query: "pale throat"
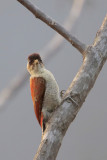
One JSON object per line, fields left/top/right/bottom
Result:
{"left": 30, "top": 64, "right": 45, "bottom": 76}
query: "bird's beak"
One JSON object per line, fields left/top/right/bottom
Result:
{"left": 34, "top": 59, "right": 39, "bottom": 65}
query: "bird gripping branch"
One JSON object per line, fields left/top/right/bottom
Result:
{"left": 27, "top": 53, "right": 61, "bottom": 132}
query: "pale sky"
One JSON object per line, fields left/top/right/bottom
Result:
{"left": 0, "top": 0, "right": 107, "bottom": 160}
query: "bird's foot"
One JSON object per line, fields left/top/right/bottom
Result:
{"left": 60, "top": 90, "right": 66, "bottom": 98}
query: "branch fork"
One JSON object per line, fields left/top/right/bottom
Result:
{"left": 16, "top": 1, "right": 107, "bottom": 159}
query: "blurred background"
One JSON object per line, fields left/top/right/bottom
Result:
{"left": 0, "top": 0, "right": 107, "bottom": 159}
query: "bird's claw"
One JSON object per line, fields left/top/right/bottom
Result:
{"left": 65, "top": 96, "right": 79, "bottom": 106}
{"left": 60, "top": 90, "right": 66, "bottom": 98}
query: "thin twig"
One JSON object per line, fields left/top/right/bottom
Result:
{"left": 41, "top": 0, "right": 86, "bottom": 59}
{"left": 17, "top": 0, "right": 87, "bottom": 54}
{"left": 0, "top": 71, "right": 29, "bottom": 109}
{"left": 0, "top": 0, "right": 85, "bottom": 109}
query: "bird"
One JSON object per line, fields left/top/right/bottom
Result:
{"left": 27, "top": 53, "right": 61, "bottom": 132}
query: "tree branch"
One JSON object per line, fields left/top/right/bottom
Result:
{"left": 33, "top": 15, "right": 107, "bottom": 160}
{"left": 0, "top": 71, "right": 28, "bottom": 108}
{"left": 17, "top": 0, "right": 87, "bottom": 55}
{"left": 41, "top": 0, "right": 85, "bottom": 59}
{"left": 0, "top": 0, "right": 85, "bottom": 109}
{"left": 2, "top": 1, "right": 107, "bottom": 160}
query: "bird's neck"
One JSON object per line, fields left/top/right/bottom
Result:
{"left": 30, "top": 66, "right": 45, "bottom": 77}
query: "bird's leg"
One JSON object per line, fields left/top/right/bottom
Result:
{"left": 60, "top": 90, "right": 79, "bottom": 106}
{"left": 60, "top": 90, "right": 66, "bottom": 98}
{"left": 65, "top": 92, "right": 79, "bottom": 106}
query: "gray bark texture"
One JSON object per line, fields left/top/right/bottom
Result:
{"left": 33, "top": 15, "right": 107, "bottom": 160}
{"left": 17, "top": 0, "right": 107, "bottom": 160}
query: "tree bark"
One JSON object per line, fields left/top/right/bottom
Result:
{"left": 17, "top": 0, "right": 87, "bottom": 55}
{"left": 33, "top": 15, "right": 107, "bottom": 160}
{"left": 0, "top": 0, "right": 85, "bottom": 109}
{"left": 17, "top": 0, "right": 107, "bottom": 159}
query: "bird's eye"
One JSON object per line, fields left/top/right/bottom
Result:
{"left": 29, "top": 60, "right": 34, "bottom": 65}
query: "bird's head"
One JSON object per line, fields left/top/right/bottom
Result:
{"left": 27, "top": 53, "right": 44, "bottom": 75}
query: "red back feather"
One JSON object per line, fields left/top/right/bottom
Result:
{"left": 30, "top": 77, "right": 46, "bottom": 128}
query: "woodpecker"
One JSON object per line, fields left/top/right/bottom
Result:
{"left": 27, "top": 53, "right": 61, "bottom": 132}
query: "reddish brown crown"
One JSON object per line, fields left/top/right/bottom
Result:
{"left": 28, "top": 53, "right": 42, "bottom": 65}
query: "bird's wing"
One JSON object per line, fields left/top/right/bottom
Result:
{"left": 30, "top": 77, "right": 46, "bottom": 127}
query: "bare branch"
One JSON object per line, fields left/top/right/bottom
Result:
{"left": 41, "top": 0, "right": 85, "bottom": 59}
{"left": 0, "top": 71, "right": 28, "bottom": 109}
{"left": 33, "top": 15, "right": 107, "bottom": 160}
{"left": 0, "top": 0, "right": 85, "bottom": 109}
{"left": 17, "top": 0, "right": 87, "bottom": 54}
